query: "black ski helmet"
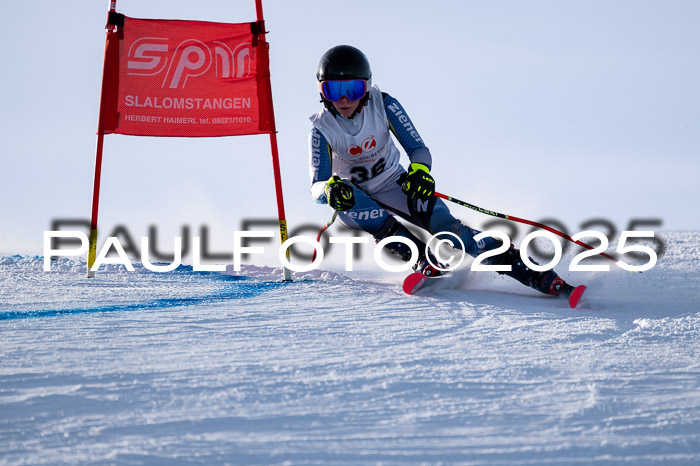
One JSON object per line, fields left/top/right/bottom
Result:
{"left": 317, "top": 45, "right": 372, "bottom": 82}
{"left": 317, "top": 45, "right": 372, "bottom": 116}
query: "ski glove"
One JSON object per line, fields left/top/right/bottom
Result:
{"left": 326, "top": 176, "right": 355, "bottom": 211}
{"left": 401, "top": 163, "right": 435, "bottom": 200}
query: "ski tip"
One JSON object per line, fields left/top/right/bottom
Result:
{"left": 403, "top": 272, "right": 428, "bottom": 295}
{"left": 569, "top": 285, "right": 587, "bottom": 308}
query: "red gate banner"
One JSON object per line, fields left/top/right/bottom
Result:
{"left": 99, "top": 15, "right": 274, "bottom": 137}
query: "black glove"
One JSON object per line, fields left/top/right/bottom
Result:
{"left": 401, "top": 163, "right": 435, "bottom": 200}
{"left": 326, "top": 176, "right": 355, "bottom": 211}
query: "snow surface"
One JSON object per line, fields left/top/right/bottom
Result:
{"left": 1, "top": 232, "right": 699, "bottom": 464}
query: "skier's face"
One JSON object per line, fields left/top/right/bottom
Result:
{"left": 332, "top": 96, "right": 361, "bottom": 118}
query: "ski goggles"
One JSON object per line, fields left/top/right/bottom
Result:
{"left": 319, "top": 79, "right": 368, "bottom": 102}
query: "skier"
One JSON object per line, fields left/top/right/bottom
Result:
{"left": 308, "top": 44, "right": 577, "bottom": 297}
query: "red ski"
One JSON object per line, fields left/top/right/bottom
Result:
{"left": 402, "top": 271, "right": 450, "bottom": 295}
{"left": 567, "top": 285, "right": 587, "bottom": 309}
{"left": 402, "top": 272, "right": 430, "bottom": 295}
{"left": 404, "top": 271, "right": 588, "bottom": 309}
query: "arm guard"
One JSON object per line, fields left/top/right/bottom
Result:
{"left": 308, "top": 127, "right": 333, "bottom": 204}
{"left": 383, "top": 92, "right": 433, "bottom": 169}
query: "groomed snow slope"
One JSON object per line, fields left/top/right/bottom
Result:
{"left": 1, "top": 232, "right": 699, "bottom": 464}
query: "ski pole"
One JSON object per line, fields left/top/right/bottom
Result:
{"left": 434, "top": 192, "right": 620, "bottom": 263}
{"left": 312, "top": 211, "right": 338, "bottom": 262}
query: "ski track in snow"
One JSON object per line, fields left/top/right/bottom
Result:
{"left": 0, "top": 232, "right": 699, "bottom": 464}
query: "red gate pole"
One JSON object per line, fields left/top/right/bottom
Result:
{"left": 254, "top": 0, "right": 292, "bottom": 281}
{"left": 87, "top": 0, "right": 118, "bottom": 278}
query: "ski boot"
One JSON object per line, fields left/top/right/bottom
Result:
{"left": 549, "top": 276, "right": 574, "bottom": 296}
{"left": 413, "top": 250, "right": 447, "bottom": 277}
{"left": 491, "top": 245, "right": 587, "bottom": 307}
{"left": 402, "top": 250, "right": 448, "bottom": 295}
{"left": 493, "top": 245, "right": 575, "bottom": 295}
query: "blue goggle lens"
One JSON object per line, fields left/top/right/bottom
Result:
{"left": 321, "top": 80, "right": 367, "bottom": 102}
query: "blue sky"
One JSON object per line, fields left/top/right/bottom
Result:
{"left": 1, "top": 0, "right": 698, "bottom": 260}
